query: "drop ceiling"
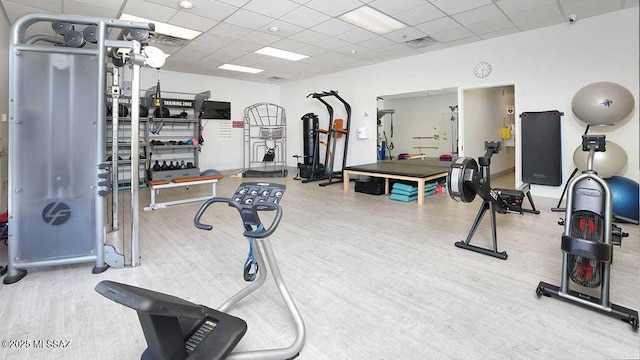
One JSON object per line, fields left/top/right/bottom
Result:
{"left": 1, "top": 0, "right": 637, "bottom": 83}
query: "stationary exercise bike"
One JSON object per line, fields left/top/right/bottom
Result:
{"left": 96, "top": 182, "right": 306, "bottom": 359}
{"left": 448, "top": 141, "right": 539, "bottom": 259}
{"left": 536, "top": 135, "right": 638, "bottom": 330}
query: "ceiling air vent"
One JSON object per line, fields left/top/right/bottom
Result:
{"left": 403, "top": 35, "right": 438, "bottom": 49}
{"left": 267, "top": 76, "right": 286, "bottom": 81}
{"left": 148, "top": 34, "right": 190, "bottom": 48}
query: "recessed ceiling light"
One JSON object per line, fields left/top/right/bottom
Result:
{"left": 119, "top": 14, "right": 201, "bottom": 40}
{"left": 178, "top": 0, "right": 194, "bottom": 9}
{"left": 268, "top": 26, "right": 280, "bottom": 32}
{"left": 254, "top": 47, "right": 308, "bottom": 61}
{"left": 339, "top": 6, "right": 406, "bottom": 35}
{"left": 349, "top": 50, "right": 358, "bottom": 54}
{"left": 218, "top": 64, "right": 264, "bottom": 74}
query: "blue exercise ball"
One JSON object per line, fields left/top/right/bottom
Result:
{"left": 605, "top": 176, "right": 639, "bottom": 221}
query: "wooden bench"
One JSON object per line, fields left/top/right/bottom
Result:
{"left": 144, "top": 174, "right": 223, "bottom": 211}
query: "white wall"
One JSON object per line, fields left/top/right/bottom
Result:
{"left": 0, "top": 14, "right": 9, "bottom": 210}
{"left": 463, "top": 86, "right": 515, "bottom": 176}
{"left": 382, "top": 93, "right": 457, "bottom": 158}
{"left": 139, "top": 68, "right": 280, "bottom": 171}
{"left": 280, "top": 8, "right": 639, "bottom": 200}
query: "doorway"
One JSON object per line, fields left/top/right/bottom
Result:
{"left": 461, "top": 84, "right": 516, "bottom": 188}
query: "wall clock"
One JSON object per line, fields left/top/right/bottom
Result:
{"left": 474, "top": 62, "right": 492, "bottom": 78}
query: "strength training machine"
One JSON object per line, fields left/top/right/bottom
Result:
{"left": 5, "top": 13, "right": 165, "bottom": 283}
{"left": 536, "top": 135, "right": 637, "bottom": 330}
{"left": 96, "top": 181, "right": 306, "bottom": 359}
{"left": 448, "top": 141, "right": 539, "bottom": 260}
{"left": 298, "top": 90, "right": 351, "bottom": 186}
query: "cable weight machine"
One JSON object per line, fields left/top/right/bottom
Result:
{"left": 448, "top": 141, "right": 539, "bottom": 260}
{"left": 298, "top": 91, "right": 351, "bottom": 187}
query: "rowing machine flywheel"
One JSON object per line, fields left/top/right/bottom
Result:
{"left": 448, "top": 157, "right": 478, "bottom": 203}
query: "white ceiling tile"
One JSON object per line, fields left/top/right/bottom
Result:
{"left": 169, "top": 11, "right": 219, "bottom": 32}
{"left": 224, "top": 39, "right": 263, "bottom": 51}
{"left": 395, "top": 4, "right": 446, "bottom": 26}
{"left": 258, "top": 20, "right": 303, "bottom": 37}
{"left": 559, "top": 0, "right": 624, "bottom": 19}
{"left": 296, "top": 44, "right": 329, "bottom": 56}
{"left": 444, "top": 35, "right": 480, "bottom": 46}
{"left": 311, "top": 18, "right": 357, "bottom": 36}
{"left": 351, "top": 49, "right": 388, "bottom": 61}
{"left": 182, "top": 1, "right": 239, "bottom": 21}
{"left": 242, "top": 31, "right": 281, "bottom": 45}
{"left": 431, "top": 26, "right": 473, "bottom": 42}
{"left": 306, "top": 0, "right": 363, "bottom": 16}
{"left": 508, "top": 4, "right": 564, "bottom": 30}
{"left": 63, "top": 0, "right": 118, "bottom": 18}
{"left": 270, "top": 38, "right": 307, "bottom": 51}
{"left": 122, "top": 0, "right": 177, "bottom": 22}
{"left": 453, "top": 4, "right": 503, "bottom": 25}
{"left": 216, "top": 0, "right": 250, "bottom": 7}
{"left": 369, "top": 0, "right": 426, "bottom": 15}
{"left": 209, "top": 22, "right": 254, "bottom": 39}
{"left": 339, "top": 28, "right": 378, "bottom": 43}
{"left": 430, "top": 0, "right": 492, "bottom": 15}
{"left": 253, "top": 57, "right": 293, "bottom": 69}
{"left": 357, "top": 36, "right": 398, "bottom": 49}
{"left": 3, "top": 2, "right": 58, "bottom": 19}
{"left": 198, "top": 52, "right": 236, "bottom": 64}
{"left": 232, "top": 53, "right": 270, "bottom": 66}
{"left": 5, "top": 0, "right": 62, "bottom": 12}
{"left": 71, "top": 0, "right": 123, "bottom": 11}
{"left": 196, "top": 33, "right": 237, "bottom": 46}
{"left": 280, "top": 6, "right": 331, "bottom": 28}
{"left": 144, "top": 0, "right": 180, "bottom": 9}
{"left": 224, "top": 9, "right": 274, "bottom": 30}
{"left": 243, "top": 0, "right": 300, "bottom": 19}
{"left": 466, "top": 16, "right": 514, "bottom": 35}
{"left": 336, "top": 44, "right": 367, "bottom": 55}
{"left": 383, "top": 27, "right": 427, "bottom": 42}
{"left": 314, "top": 36, "right": 351, "bottom": 50}
{"left": 288, "top": 29, "right": 329, "bottom": 43}
{"left": 414, "top": 16, "right": 460, "bottom": 35}
{"left": 623, "top": 0, "right": 639, "bottom": 8}
{"left": 375, "top": 43, "right": 419, "bottom": 56}
{"left": 479, "top": 26, "right": 519, "bottom": 40}
{"left": 171, "top": 41, "right": 220, "bottom": 61}
{"left": 493, "top": 0, "right": 556, "bottom": 14}
{"left": 216, "top": 46, "right": 249, "bottom": 57}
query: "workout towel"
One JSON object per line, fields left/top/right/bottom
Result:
{"left": 391, "top": 186, "right": 438, "bottom": 197}
{"left": 389, "top": 193, "right": 418, "bottom": 202}
{"left": 391, "top": 183, "right": 438, "bottom": 194}
{"left": 389, "top": 189, "right": 436, "bottom": 202}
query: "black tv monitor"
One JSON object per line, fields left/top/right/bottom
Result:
{"left": 201, "top": 101, "right": 231, "bottom": 120}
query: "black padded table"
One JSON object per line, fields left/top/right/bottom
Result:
{"left": 343, "top": 158, "right": 450, "bottom": 205}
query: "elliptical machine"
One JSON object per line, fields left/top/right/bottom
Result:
{"left": 536, "top": 135, "right": 638, "bottom": 330}
{"left": 96, "top": 182, "right": 306, "bottom": 359}
{"left": 448, "top": 141, "right": 539, "bottom": 259}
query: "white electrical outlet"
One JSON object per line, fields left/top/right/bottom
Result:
{"left": 1, "top": 114, "right": 6, "bottom": 122}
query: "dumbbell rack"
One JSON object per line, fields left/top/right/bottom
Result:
{"left": 145, "top": 89, "right": 210, "bottom": 181}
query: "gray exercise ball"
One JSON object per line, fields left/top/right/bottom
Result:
{"left": 571, "top": 82, "right": 635, "bottom": 126}
{"left": 573, "top": 140, "right": 628, "bottom": 178}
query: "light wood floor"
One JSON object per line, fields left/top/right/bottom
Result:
{"left": 0, "top": 171, "right": 638, "bottom": 360}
